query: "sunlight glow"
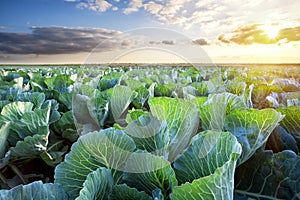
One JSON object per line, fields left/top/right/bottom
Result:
{"left": 262, "top": 25, "right": 280, "bottom": 39}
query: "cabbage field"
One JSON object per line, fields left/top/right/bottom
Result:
{"left": 0, "top": 65, "right": 299, "bottom": 199}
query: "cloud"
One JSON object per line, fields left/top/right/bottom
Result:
{"left": 65, "top": 0, "right": 300, "bottom": 38}
{"left": 149, "top": 41, "right": 161, "bottom": 45}
{"left": 148, "top": 40, "right": 176, "bottom": 45}
{"left": 112, "top": 6, "right": 118, "bottom": 11}
{"left": 124, "top": 0, "right": 227, "bottom": 29}
{"left": 143, "top": 1, "right": 163, "bottom": 15}
{"left": 217, "top": 34, "right": 230, "bottom": 44}
{"left": 0, "top": 26, "right": 124, "bottom": 54}
{"left": 142, "top": 0, "right": 192, "bottom": 26}
{"left": 0, "top": 27, "right": 185, "bottom": 55}
{"left": 75, "top": 0, "right": 112, "bottom": 12}
{"left": 218, "top": 24, "right": 300, "bottom": 45}
{"left": 162, "top": 40, "right": 175, "bottom": 45}
{"left": 278, "top": 26, "right": 300, "bottom": 42}
{"left": 192, "top": 38, "right": 210, "bottom": 45}
{"left": 140, "top": 0, "right": 300, "bottom": 40}
{"left": 123, "top": 0, "right": 143, "bottom": 14}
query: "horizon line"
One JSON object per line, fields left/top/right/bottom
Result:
{"left": 1, "top": 62, "right": 300, "bottom": 66}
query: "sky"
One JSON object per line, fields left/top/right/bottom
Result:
{"left": 0, "top": 0, "right": 300, "bottom": 64}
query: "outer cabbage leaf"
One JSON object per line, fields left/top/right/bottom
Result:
{"left": 0, "top": 101, "right": 50, "bottom": 139}
{"left": 87, "top": 93, "right": 110, "bottom": 128}
{"left": 45, "top": 74, "right": 74, "bottom": 93}
{"left": 271, "top": 78, "right": 299, "bottom": 92}
{"left": 252, "top": 84, "right": 283, "bottom": 109}
{"left": 0, "top": 102, "right": 33, "bottom": 122}
{"left": 110, "top": 184, "right": 152, "bottom": 200}
{"left": 131, "top": 86, "right": 150, "bottom": 108}
{"left": 192, "top": 82, "right": 209, "bottom": 96}
{"left": 225, "top": 79, "right": 246, "bottom": 95}
{"left": 29, "top": 76, "right": 47, "bottom": 92}
{"left": 4, "top": 124, "right": 64, "bottom": 166}
{"left": 182, "top": 85, "right": 201, "bottom": 99}
{"left": 277, "top": 106, "right": 300, "bottom": 148}
{"left": 12, "top": 103, "right": 51, "bottom": 138}
{"left": 123, "top": 151, "right": 177, "bottom": 198}
{"left": 154, "top": 84, "right": 176, "bottom": 97}
{"left": 205, "top": 76, "right": 226, "bottom": 94}
{"left": 0, "top": 122, "right": 10, "bottom": 158}
{"left": 225, "top": 108, "right": 284, "bottom": 165}
{"left": 73, "top": 85, "right": 116, "bottom": 131}
{"left": 125, "top": 116, "right": 169, "bottom": 155}
{"left": 235, "top": 150, "right": 300, "bottom": 200}
{"left": 240, "top": 84, "right": 254, "bottom": 108}
{"left": 267, "top": 91, "right": 300, "bottom": 107}
{"left": 207, "top": 92, "right": 246, "bottom": 114}
{"left": 54, "top": 128, "right": 136, "bottom": 199}
{"left": 125, "top": 109, "right": 149, "bottom": 124}
{"left": 97, "top": 72, "right": 121, "bottom": 91}
{"left": 110, "top": 85, "right": 137, "bottom": 124}
{"left": 123, "top": 79, "right": 144, "bottom": 90}
{"left": 76, "top": 168, "right": 114, "bottom": 200}
{"left": 58, "top": 92, "right": 73, "bottom": 110}
{"left": 171, "top": 164, "right": 234, "bottom": 200}
{"left": 80, "top": 84, "right": 97, "bottom": 97}
{"left": 72, "top": 93, "right": 100, "bottom": 133}
{"left": 172, "top": 85, "right": 199, "bottom": 99}
{"left": 9, "top": 133, "right": 48, "bottom": 160}
{"left": 0, "top": 181, "right": 69, "bottom": 200}
{"left": 148, "top": 97, "right": 199, "bottom": 162}
{"left": 192, "top": 97, "right": 208, "bottom": 108}
{"left": 53, "top": 111, "right": 78, "bottom": 142}
{"left": 199, "top": 93, "right": 246, "bottom": 131}
{"left": 43, "top": 99, "right": 61, "bottom": 124}
{"left": 0, "top": 101, "right": 61, "bottom": 165}
{"left": 282, "top": 91, "right": 300, "bottom": 106}
{"left": 266, "top": 126, "right": 299, "bottom": 154}
{"left": 171, "top": 131, "right": 241, "bottom": 200}
{"left": 0, "top": 101, "right": 10, "bottom": 113}
{"left": 199, "top": 103, "right": 226, "bottom": 131}
{"left": 0, "top": 87, "right": 20, "bottom": 102}
{"left": 173, "top": 131, "right": 241, "bottom": 184}
{"left": 16, "top": 92, "right": 45, "bottom": 109}
{"left": 12, "top": 77, "right": 23, "bottom": 90}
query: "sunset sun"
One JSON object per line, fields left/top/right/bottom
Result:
{"left": 262, "top": 25, "right": 280, "bottom": 39}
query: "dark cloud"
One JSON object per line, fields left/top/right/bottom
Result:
{"left": 0, "top": 26, "right": 123, "bottom": 54}
{"left": 149, "top": 41, "right": 161, "bottom": 45}
{"left": 162, "top": 40, "right": 175, "bottom": 45}
{"left": 148, "top": 40, "right": 176, "bottom": 45}
{"left": 192, "top": 38, "right": 210, "bottom": 45}
{"left": 218, "top": 24, "right": 300, "bottom": 45}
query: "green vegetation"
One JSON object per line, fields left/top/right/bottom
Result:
{"left": 0, "top": 65, "right": 299, "bottom": 199}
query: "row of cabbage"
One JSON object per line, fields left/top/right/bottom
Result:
{"left": 0, "top": 65, "right": 299, "bottom": 199}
